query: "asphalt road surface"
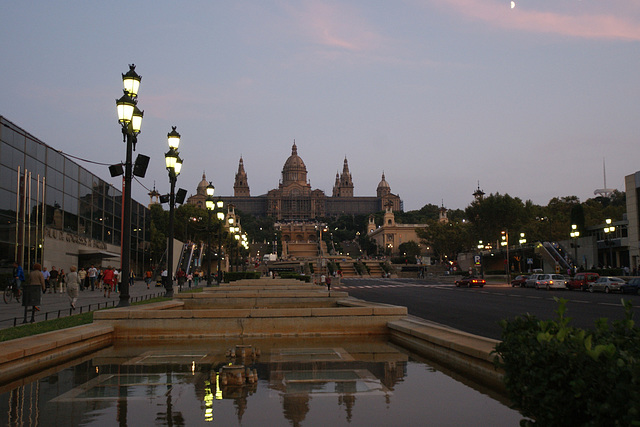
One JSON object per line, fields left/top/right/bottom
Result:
{"left": 337, "top": 277, "right": 639, "bottom": 340}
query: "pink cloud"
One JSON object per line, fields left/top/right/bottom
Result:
{"left": 432, "top": 0, "right": 640, "bottom": 40}
{"left": 284, "top": 1, "right": 385, "bottom": 51}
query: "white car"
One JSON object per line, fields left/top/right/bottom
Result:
{"left": 589, "top": 276, "right": 625, "bottom": 293}
{"left": 525, "top": 274, "right": 567, "bottom": 290}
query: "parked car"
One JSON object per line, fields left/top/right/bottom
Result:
{"left": 620, "top": 278, "right": 640, "bottom": 295}
{"left": 566, "top": 272, "right": 599, "bottom": 291}
{"left": 455, "top": 276, "right": 486, "bottom": 288}
{"left": 511, "top": 275, "right": 529, "bottom": 287}
{"left": 589, "top": 276, "right": 626, "bottom": 293}
{"left": 525, "top": 274, "right": 567, "bottom": 290}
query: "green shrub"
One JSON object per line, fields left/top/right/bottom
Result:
{"left": 223, "top": 271, "right": 260, "bottom": 282}
{"left": 494, "top": 298, "right": 640, "bottom": 426}
{"left": 278, "top": 272, "right": 311, "bottom": 282}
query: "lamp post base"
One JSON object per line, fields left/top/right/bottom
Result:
{"left": 164, "top": 281, "right": 174, "bottom": 298}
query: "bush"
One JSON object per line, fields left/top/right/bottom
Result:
{"left": 278, "top": 272, "right": 311, "bottom": 282}
{"left": 223, "top": 271, "right": 260, "bottom": 282}
{"left": 390, "top": 256, "right": 416, "bottom": 264}
{"left": 494, "top": 298, "right": 640, "bottom": 426}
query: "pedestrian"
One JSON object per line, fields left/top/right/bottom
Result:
{"left": 129, "top": 271, "right": 135, "bottom": 286}
{"left": 28, "top": 263, "right": 46, "bottom": 312}
{"left": 12, "top": 262, "right": 25, "bottom": 292}
{"left": 177, "top": 268, "right": 186, "bottom": 290}
{"left": 113, "top": 268, "right": 120, "bottom": 292}
{"left": 193, "top": 270, "right": 199, "bottom": 287}
{"left": 66, "top": 266, "right": 81, "bottom": 309}
{"left": 145, "top": 269, "right": 153, "bottom": 289}
{"left": 187, "top": 273, "right": 193, "bottom": 288}
{"left": 87, "top": 265, "right": 97, "bottom": 291}
{"left": 102, "top": 266, "right": 114, "bottom": 298}
{"left": 49, "top": 266, "right": 59, "bottom": 293}
{"left": 161, "top": 268, "right": 168, "bottom": 288}
{"left": 78, "top": 267, "right": 87, "bottom": 291}
{"left": 320, "top": 274, "right": 326, "bottom": 287}
{"left": 326, "top": 275, "right": 331, "bottom": 292}
{"left": 42, "top": 267, "right": 50, "bottom": 292}
{"left": 58, "top": 268, "right": 66, "bottom": 293}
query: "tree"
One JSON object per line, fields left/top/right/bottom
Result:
{"left": 416, "top": 220, "right": 473, "bottom": 261}
{"left": 465, "top": 193, "right": 529, "bottom": 243}
{"left": 398, "top": 241, "right": 422, "bottom": 259}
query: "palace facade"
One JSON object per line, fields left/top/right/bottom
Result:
{"left": 188, "top": 142, "right": 402, "bottom": 220}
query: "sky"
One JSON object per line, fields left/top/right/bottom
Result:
{"left": 1, "top": 1, "right": 639, "bottom": 211}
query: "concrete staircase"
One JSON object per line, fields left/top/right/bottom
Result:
{"left": 364, "top": 261, "right": 385, "bottom": 277}
{"left": 337, "top": 261, "right": 359, "bottom": 277}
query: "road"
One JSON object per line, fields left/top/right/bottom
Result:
{"left": 336, "top": 277, "right": 639, "bottom": 340}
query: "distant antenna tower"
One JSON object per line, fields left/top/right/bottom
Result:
{"left": 594, "top": 158, "right": 614, "bottom": 198}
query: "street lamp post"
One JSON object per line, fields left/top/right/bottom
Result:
{"left": 501, "top": 230, "right": 510, "bottom": 283}
{"left": 216, "top": 199, "right": 224, "bottom": 284}
{"left": 164, "top": 127, "right": 182, "bottom": 298}
{"left": 115, "top": 65, "right": 143, "bottom": 307}
{"left": 518, "top": 233, "right": 526, "bottom": 273}
{"left": 604, "top": 219, "right": 615, "bottom": 268}
{"left": 570, "top": 224, "right": 580, "bottom": 271}
{"left": 205, "top": 183, "right": 215, "bottom": 286}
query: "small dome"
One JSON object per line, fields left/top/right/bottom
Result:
{"left": 283, "top": 142, "right": 306, "bottom": 172}
{"left": 196, "top": 172, "right": 208, "bottom": 195}
{"left": 377, "top": 172, "right": 390, "bottom": 189}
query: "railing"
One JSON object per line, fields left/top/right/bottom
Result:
{"left": 541, "top": 242, "right": 572, "bottom": 271}
{"left": 0, "top": 291, "right": 166, "bottom": 329}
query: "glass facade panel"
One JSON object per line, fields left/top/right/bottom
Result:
{"left": 92, "top": 221, "right": 102, "bottom": 241}
{"left": 47, "top": 147, "right": 65, "bottom": 172}
{"left": 0, "top": 143, "right": 24, "bottom": 169}
{"left": 64, "top": 193, "right": 78, "bottom": 215}
{"left": 0, "top": 165, "right": 18, "bottom": 191}
{"left": 79, "top": 217, "right": 91, "bottom": 236}
{"left": 64, "top": 211, "right": 78, "bottom": 233}
{"left": 1, "top": 124, "right": 25, "bottom": 150}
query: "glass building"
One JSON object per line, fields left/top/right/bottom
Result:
{"left": 0, "top": 116, "right": 151, "bottom": 275}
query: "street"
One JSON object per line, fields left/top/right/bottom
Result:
{"left": 337, "top": 277, "right": 639, "bottom": 340}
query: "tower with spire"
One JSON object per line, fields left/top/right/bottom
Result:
{"left": 332, "top": 157, "right": 354, "bottom": 197}
{"left": 233, "top": 156, "right": 250, "bottom": 197}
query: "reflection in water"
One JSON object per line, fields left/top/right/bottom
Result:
{"left": 0, "top": 337, "right": 524, "bottom": 426}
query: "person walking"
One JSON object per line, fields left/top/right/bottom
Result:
{"left": 78, "top": 267, "right": 87, "bottom": 291}
{"left": 48, "top": 266, "right": 59, "bottom": 293}
{"left": 66, "top": 266, "right": 81, "bottom": 309}
{"left": 58, "top": 268, "right": 66, "bottom": 293}
{"left": 87, "top": 265, "right": 97, "bottom": 291}
{"left": 42, "top": 267, "right": 50, "bottom": 292}
{"left": 27, "top": 263, "right": 46, "bottom": 314}
{"left": 12, "top": 262, "right": 25, "bottom": 293}
{"left": 326, "top": 275, "right": 332, "bottom": 293}
{"left": 102, "top": 266, "right": 114, "bottom": 298}
{"left": 145, "top": 269, "right": 153, "bottom": 289}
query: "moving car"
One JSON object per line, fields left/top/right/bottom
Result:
{"left": 566, "top": 272, "right": 599, "bottom": 291}
{"left": 589, "top": 276, "right": 626, "bottom": 293}
{"left": 621, "top": 278, "right": 640, "bottom": 294}
{"left": 455, "top": 276, "right": 486, "bottom": 288}
{"left": 511, "top": 275, "right": 529, "bottom": 287}
{"left": 525, "top": 274, "right": 567, "bottom": 290}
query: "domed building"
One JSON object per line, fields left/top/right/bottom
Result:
{"left": 188, "top": 141, "right": 401, "bottom": 220}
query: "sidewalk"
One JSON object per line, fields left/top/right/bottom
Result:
{"left": 0, "top": 280, "right": 204, "bottom": 329}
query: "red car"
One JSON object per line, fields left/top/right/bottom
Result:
{"left": 455, "top": 276, "right": 486, "bottom": 288}
{"left": 511, "top": 275, "right": 529, "bottom": 287}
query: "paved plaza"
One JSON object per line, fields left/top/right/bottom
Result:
{"left": 0, "top": 280, "right": 205, "bottom": 329}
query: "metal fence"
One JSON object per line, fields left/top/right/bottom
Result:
{"left": 0, "top": 291, "right": 166, "bottom": 329}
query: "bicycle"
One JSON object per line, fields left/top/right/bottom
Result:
{"left": 3, "top": 279, "right": 22, "bottom": 304}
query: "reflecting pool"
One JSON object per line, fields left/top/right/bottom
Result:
{"left": 0, "top": 337, "right": 524, "bottom": 426}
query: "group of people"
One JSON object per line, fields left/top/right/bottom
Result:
{"left": 11, "top": 262, "right": 138, "bottom": 311}
{"left": 13, "top": 262, "right": 83, "bottom": 310}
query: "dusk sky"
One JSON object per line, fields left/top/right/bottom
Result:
{"left": 2, "top": 1, "right": 639, "bottom": 211}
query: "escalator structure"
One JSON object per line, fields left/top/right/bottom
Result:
{"left": 176, "top": 242, "right": 205, "bottom": 276}
{"left": 535, "top": 242, "right": 572, "bottom": 272}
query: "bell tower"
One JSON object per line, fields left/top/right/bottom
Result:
{"left": 233, "top": 156, "right": 250, "bottom": 197}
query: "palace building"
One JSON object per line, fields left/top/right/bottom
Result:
{"left": 187, "top": 142, "right": 402, "bottom": 220}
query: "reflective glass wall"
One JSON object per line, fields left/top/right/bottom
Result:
{"left": 0, "top": 116, "right": 150, "bottom": 275}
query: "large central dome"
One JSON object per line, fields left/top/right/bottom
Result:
{"left": 281, "top": 141, "right": 308, "bottom": 186}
